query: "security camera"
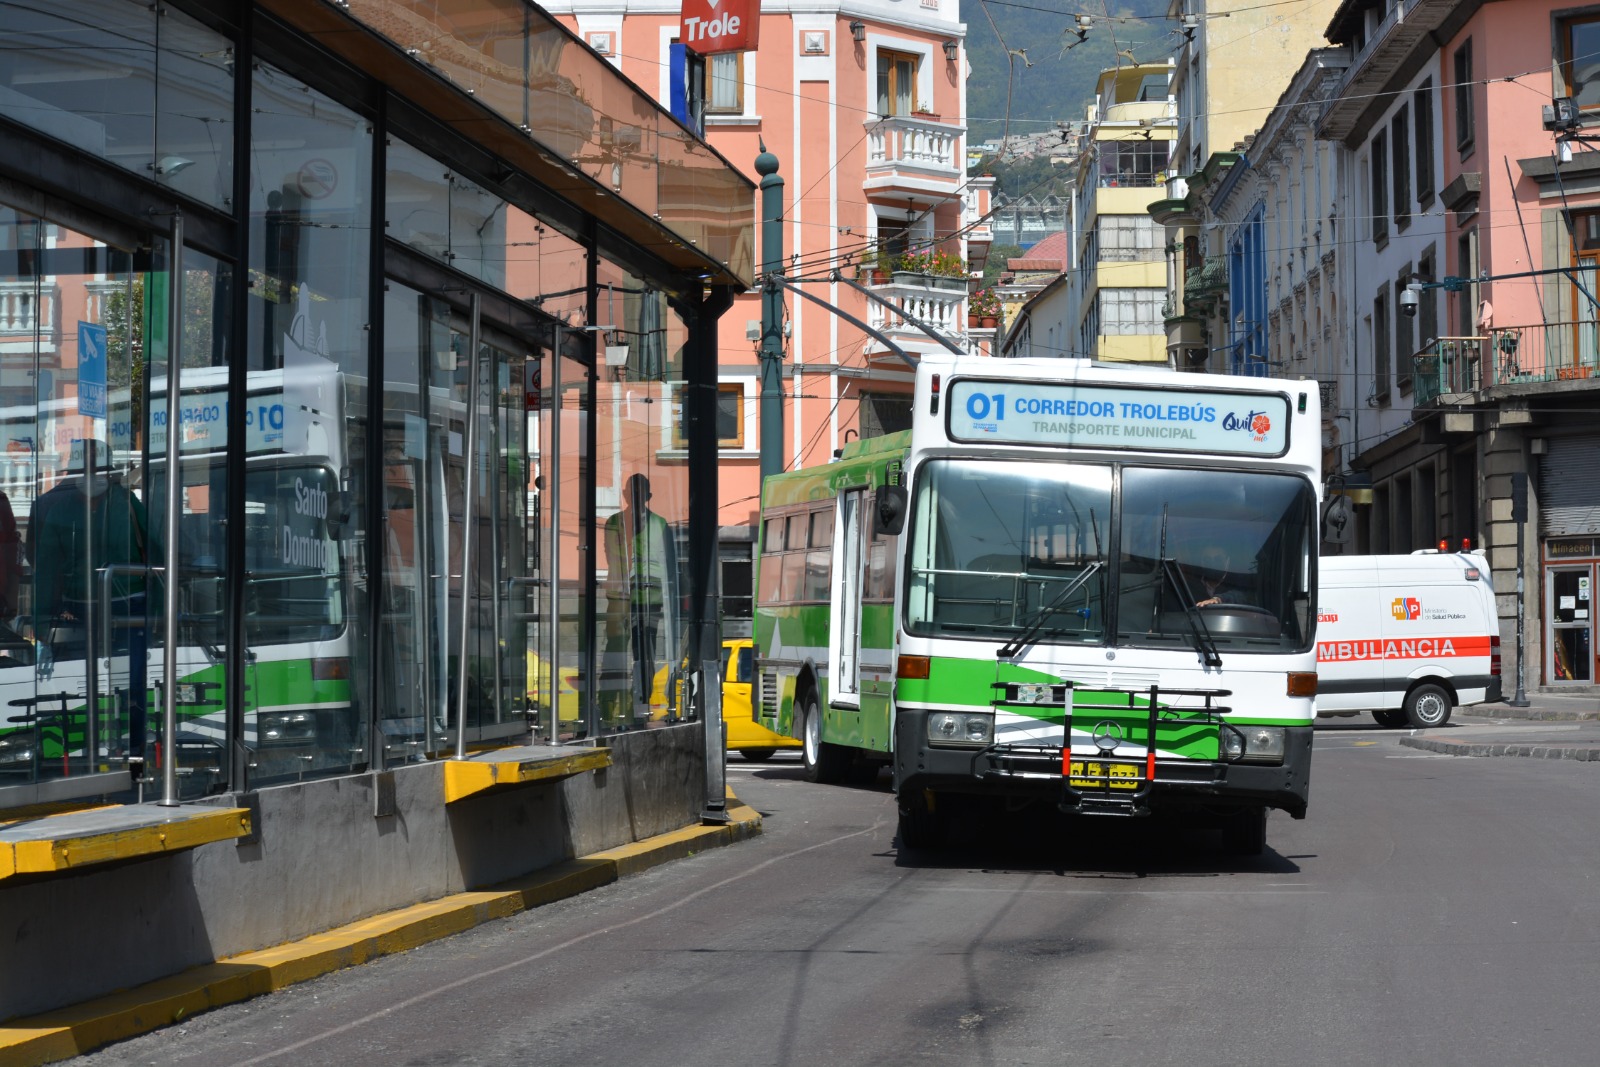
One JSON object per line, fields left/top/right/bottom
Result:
{"left": 1399, "top": 284, "right": 1420, "bottom": 318}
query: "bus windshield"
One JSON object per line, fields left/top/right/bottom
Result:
{"left": 905, "top": 459, "right": 1316, "bottom": 653}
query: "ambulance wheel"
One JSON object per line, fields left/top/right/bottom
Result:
{"left": 1372, "top": 709, "right": 1409, "bottom": 729}
{"left": 897, "top": 791, "right": 948, "bottom": 851}
{"left": 739, "top": 748, "right": 776, "bottom": 762}
{"left": 1222, "top": 805, "right": 1268, "bottom": 856}
{"left": 1404, "top": 683, "right": 1453, "bottom": 728}
{"left": 801, "top": 692, "right": 847, "bottom": 784}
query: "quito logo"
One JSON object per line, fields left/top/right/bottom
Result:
{"left": 1220, "top": 409, "right": 1272, "bottom": 443}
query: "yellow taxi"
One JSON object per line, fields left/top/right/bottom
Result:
{"left": 649, "top": 638, "right": 799, "bottom": 761}
{"left": 526, "top": 651, "right": 581, "bottom": 726}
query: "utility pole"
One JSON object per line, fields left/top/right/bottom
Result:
{"left": 756, "top": 142, "right": 784, "bottom": 483}
{"left": 1510, "top": 471, "right": 1530, "bottom": 707}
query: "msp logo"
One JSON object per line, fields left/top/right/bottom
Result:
{"left": 1391, "top": 597, "right": 1422, "bottom": 621}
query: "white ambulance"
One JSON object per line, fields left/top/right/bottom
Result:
{"left": 1317, "top": 551, "right": 1502, "bottom": 727}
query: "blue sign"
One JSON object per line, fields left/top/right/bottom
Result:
{"left": 77, "top": 321, "right": 108, "bottom": 419}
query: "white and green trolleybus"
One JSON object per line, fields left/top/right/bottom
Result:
{"left": 754, "top": 355, "right": 1322, "bottom": 854}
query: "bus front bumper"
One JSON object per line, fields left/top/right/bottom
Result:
{"left": 893, "top": 712, "right": 1312, "bottom": 819}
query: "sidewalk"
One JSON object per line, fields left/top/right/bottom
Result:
{"left": 1399, "top": 690, "right": 1600, "bottom": 761}
{"left": 0, "top": 794, "right": 762, "bottom": 1067}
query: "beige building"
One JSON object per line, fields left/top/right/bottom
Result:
{"left": 1066, "top": 62, "right": 1177, "bottom": 363}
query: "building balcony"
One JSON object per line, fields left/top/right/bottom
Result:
{"left": 1412, "top": 325, "right": 1600, "bottom": 405}
{"left": 1182, "top": 257, "right": 1226, "bottom": 313}
{"left": 865, "top": 274, "right": 969, "bottom": 357}
{"left": 1147, "top": 174, "right": 1194, "bottom": 227}
{"left": 1320, "top": 0, "right": 1458, "bottom": 142}
{"left": 864, "top": 114, "right": 965, "bottom": 207}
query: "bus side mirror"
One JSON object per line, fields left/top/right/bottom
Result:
{"left": 874, "top": 484, "right": 907, "bottom": 536}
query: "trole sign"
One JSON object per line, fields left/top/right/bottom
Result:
{"left": 680, "top": 0, "right": 759, "bottom": 55}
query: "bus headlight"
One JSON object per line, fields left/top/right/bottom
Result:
{"left": 1221, "top": 725, "right": 1285, "bottom": 764}
{"left": 927, "top": 712, "right": 992, "bottom": 746}
{"left": 259, "top": 711, "right": 316, "bottom": 745}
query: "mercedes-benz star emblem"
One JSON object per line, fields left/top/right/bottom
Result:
{"left": 1091, "top": 720, "right": 1124, "bottom": 754}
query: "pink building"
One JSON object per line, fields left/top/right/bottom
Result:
{"left": 543, "top": 1, "right": 993, "bottom": 629}
{"left": 1342, "top": 0, "right": 1600, "bottom": 690}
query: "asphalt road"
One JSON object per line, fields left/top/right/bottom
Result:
{"left": 78, "top": 726, "right": 1600, "bottom": 1067}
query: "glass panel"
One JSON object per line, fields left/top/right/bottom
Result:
{"left": 1569, "top": 19, "right": 1600, "bottom": 110}
{"left": 0, "top": 205, "right": 166, "bottom": 794}
{"left": 0, "top": 3, "right": 233, "bottom": 211}
{"left": 1117, "top": 467, "right": 1316, "bottom": 652}
{"left": 377, "top": 285, "right": 450, "bottom": 762}
{"left": 154, "top": 9, "right": 235, "bottom": 211}
{"left": 0, "top": 1, "right": 156, "bottom": 174}
{"left": 246, "top": 63, "right": 372, "bottom": 786}
{"left": 906, "top": 460, "right": 1111, "bottom": 642}
{"left": 554, "top": 334, "right": 588, "bottom": 738}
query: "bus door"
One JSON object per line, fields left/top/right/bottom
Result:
{"left": 829, "top": 490, "right": 866, "bottom": 708}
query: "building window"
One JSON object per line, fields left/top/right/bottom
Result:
{"left": 1098, "top": 214, "right": 1162, "bottom": 261}
{"left": 1391, "top": 111, "right": 1410, "bottom": 230}
{"left": 720, "top": 546, "right": 753, "bottom": 630}
{"left": 1454, "top": 40, "right": 1475, "bottom": 153}
{"left": 876, "top": 49, "right": 918, "bottom": 116}
{"left": 1370, "top": 138, "right": 1387, "bottom": 244}
{"left": 1096, "top": 140, "right": 1171, "bottom": 187}
{"left": 1373, "top": 289, "right": 1391, "bottom": 404}
{"left": 1394, "top": 265, "right": 1414, "bottom": 391}
{"left": 1417, "top": 246, "right": 1438, "bottom": 348}
{"left": 1099, "top": 288, "right": 1163, "bottom": 335}
{"left": 672, "top": 382, "right": 744, "bottom": 448}
{"left": 859, "top": 391, "right": 912, "bottom": 438}
{"left": 1456, "top": 228, "right": 1478, "bottom": 336}
{"left": 1559, "top": 14, "right": 1600, "bottom": 112}
{"left": 707, "top": 52, "right": 743, "bottom": 114}
{"left": 1415, "top": 80, "right": 1435, "bottom": 205}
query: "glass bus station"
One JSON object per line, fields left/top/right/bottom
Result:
{"left": 0, "top": 0, "right": 752, "bottom": 1021}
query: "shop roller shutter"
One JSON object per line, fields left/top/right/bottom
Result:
{"left": 1540, "top": 436, "right": 1600, "bottom": 536}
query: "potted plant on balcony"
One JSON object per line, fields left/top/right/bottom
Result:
{"left": 970, "top": 287, "right": 1001, "bottom": 328}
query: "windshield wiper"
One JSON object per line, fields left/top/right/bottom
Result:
{"left": 997, "top": 560, "right": 1104, "bottom": 659}
{"left": 1158, "top": 558, "right": 1222, "bottom": 668}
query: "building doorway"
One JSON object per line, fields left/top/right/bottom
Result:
{"left": 1546, "top": 563, "right": 1595, "bottom": 684}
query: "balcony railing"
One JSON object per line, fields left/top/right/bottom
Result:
{"left": 1413, "top": 324, "right": 1600, "bottom": 404}
{"left": 865, "top": 115, "right": 962, "bottom": 177}
{"left": 866, "top": 274, "right": 968, "bottom": 344}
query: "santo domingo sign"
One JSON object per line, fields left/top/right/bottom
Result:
{"left": 680, "top": 0, "right": 759, "bottom": 54}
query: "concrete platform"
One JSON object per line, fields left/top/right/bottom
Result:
{"left": 0, "top": 804, "right": 252, "bottom": 881}
{"left": 0, "top": 792, "right": 761, "bottom": 1065}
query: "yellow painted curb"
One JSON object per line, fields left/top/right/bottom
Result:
{"left": 0, "top": 799, "right": 761, "bottom": 1067}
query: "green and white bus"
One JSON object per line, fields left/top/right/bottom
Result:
{"left": 754, "top": 355, "right": 1322, "bottom": 854}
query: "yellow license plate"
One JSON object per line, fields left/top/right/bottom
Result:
{"left": 1068, "top": 761, "right": 1141, "bottom": 790}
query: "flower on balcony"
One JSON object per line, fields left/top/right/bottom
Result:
{"left": 929, "top": 250, "right": 967, "bottom": 278}
{"left": 970, "top": 287, "right": 1001, "bottom": 317}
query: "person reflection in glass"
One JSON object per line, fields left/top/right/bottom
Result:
{"left": 28, "top": 439, "right": 158, "bottom": 765}
{"left": 604, "top": 473, "right": 677, "bottom": 725}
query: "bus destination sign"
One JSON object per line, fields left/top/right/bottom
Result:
{"left": 946, "top": 380, "right": 1291, "bottom": 456}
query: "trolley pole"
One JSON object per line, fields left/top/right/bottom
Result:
{"left": 756, "top": 142, "right": 784, "bottom": 484}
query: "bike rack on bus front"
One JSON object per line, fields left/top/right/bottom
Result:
{"left": 973, "top": 683, "right": 1237, "bottom": 817}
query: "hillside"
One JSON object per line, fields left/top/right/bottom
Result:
{"left": 964, "top": 0, "right": 1174, "bottom": 156}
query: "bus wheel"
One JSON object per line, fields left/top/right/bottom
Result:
{"left": 1372, "top": 709, "right": 1408, "bottom": 728}
{"left": 739, "top": 748, "right": 776, "bottom": 762}
{"left": 1222, "top": 805, "right": 1267, "bottom": 856}
{"left": 801, "top": 693, "right": 847, "bottom": 784}
{"left": 1404, "top": 683, "right": 1453, "bottom": 729}
{"left": 897, "top": 791, "right": 947, "bottom": 851}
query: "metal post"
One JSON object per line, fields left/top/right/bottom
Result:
{"left": 756, "top": 143, "right": 785, "bottom": 484}
{"left": 546, "top": 335, "right": 561, "bottom": 743}
{"left": 160, "top": 213, "right": 184, "bottom": 806}
{"left": 454, "top": 293, "right": 482, "bottom": 759}
{"left": 1510, "top": 471, "right": 1530, "bottom": 707}
{"left": 83, "top": 438, "right": 98, "bottom": 772}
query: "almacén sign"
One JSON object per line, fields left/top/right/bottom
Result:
{"left": 946, "top": 379, "right": 1292, "bottom": 457}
